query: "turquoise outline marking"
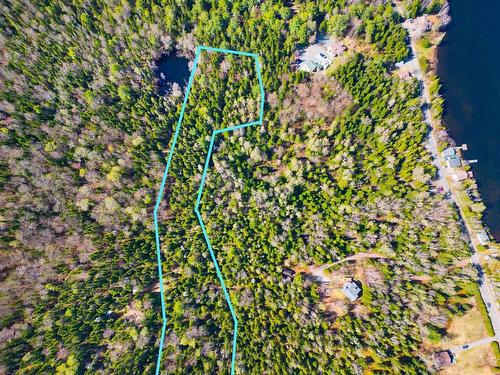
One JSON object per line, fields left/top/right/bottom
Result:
{"left": 153, "top": 45, "right": 265, "bottom": 375}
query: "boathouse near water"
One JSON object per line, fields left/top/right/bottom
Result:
{"left": 442, "top": 147, "right": 455, "bottom": 158}
{"left": 446, "top": 156, "right": 461, "bottom": 168}
{"left": 477, "top": 229, "right": 490, "bottom": 245}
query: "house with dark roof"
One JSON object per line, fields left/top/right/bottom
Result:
{"left": 282, "top": 268, "right": 295, "bottom": 281}
{"left": 433, "top": 350, "right": 455, "bottom": 369}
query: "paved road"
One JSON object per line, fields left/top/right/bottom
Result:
{"left": 405, "top": 43, "right": 452, "bottom": 194}
{"left": 472, "top": 253, "right": 500, "bottom": 336}
{"left": 449, "top": 335, "right": 499, "bottom": 355}
{"left": 406, "top": 39, "right": 500, "bottom": 340}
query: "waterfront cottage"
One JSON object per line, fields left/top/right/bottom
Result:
{"left": 477, "top": 230, "right": 490, "bottom": 245}
{"left": 442, "top": 147, "right": 456, "bottom": 158}
{"left": 451, "top": 170, "right": 473, "bottom": 181}
{"left": 446, "top": 156, "right": 461, "bottom": 168}
{"left": 397, "top": 70, "right": 412, "bottom": 80}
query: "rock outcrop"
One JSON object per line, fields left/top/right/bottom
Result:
{"left": 438, "top": 1, "right": 451, "bottom": 30}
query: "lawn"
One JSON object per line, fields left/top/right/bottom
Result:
{"left": 439, "top": 344, "right": 497, "bottom": 375}
{"left": 444, "top": 296, "right": 490, "bottom": 346}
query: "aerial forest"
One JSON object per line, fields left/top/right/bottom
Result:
{"left": 0, "top": 0, "right": 476, "bottom": 374}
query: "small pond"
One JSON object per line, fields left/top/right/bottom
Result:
{"left": 156, "top": 54, "right": 190, "bottom": 95}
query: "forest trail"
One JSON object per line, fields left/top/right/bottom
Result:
{"left": 332, "top": 252, "right": 388, "bottom": 265}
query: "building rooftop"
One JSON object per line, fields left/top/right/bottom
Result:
{"left": 397, "top": 70, "right": 412, "bottom": 80}
{"left": 325, "top": 41, "right": 346, "bottom": 57}
{"left": 342, "top": 281, "right": 361, "bottom": 302}
{"left": 477, "top": 230, "right": 490, "bottom": 245}
{"left": 442, "top": 147, "right": 456, "bottom": 158}
{"left": 313, "top": 56, "right": 330, "bottom": 70}
{"left": 451, "top": 170, "right": 472, "bottom": 181}
{"left": 433, "top": 351, "right": 455, "bottom": 369}
{"left": 446, "top": 156, "right": 461, "bottom": 168}
{"left": 299, "top": 60, "right": 318, "bottom": 72}
{"left": 297, "top": 36, "right": 345, "bottom": 73}
{"left": 282, "top": 268, "right": 295, "bottom": 280}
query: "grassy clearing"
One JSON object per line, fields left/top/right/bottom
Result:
{"left": 491, "top": 341, "right": 500, "bottom": 368}
{"left": 439, "top": 296, "right": 489, "bottom": 347}
{"left": 483, "top": 257, "right": 500, "bottom": 284}
{"left": 439, "top": 344, "right": 497, "bottom": 375}
{"left": 474, "top": 291, "right": 496, "bottom": 337}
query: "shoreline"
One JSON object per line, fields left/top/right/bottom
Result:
{"left": 406, "top": 11, "right": 497, "bottom": 246}
{"left": 435, "top": 14, "right": 499, "bottom": 241}
{"left": 398, "top": 0, "right": 500, "bottom": 359}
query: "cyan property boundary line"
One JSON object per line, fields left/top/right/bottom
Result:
{"left": 153, "top": 45, "right": 265, "bottom": 375}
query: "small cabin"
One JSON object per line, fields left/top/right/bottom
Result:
{"left": 342, "top": 281, "right": 361, "bottom": 302}
{"left": 446, "top": 156, "right": 461, "bottom": 168}
{"left": 282, "top": 268, "right": 295, "bottom": 281}
{"left": 433, "top": 350, "right": 455, "bottom": 369}
{"left": 442, "top": 147, "right": 456, "bottom": 158}
{"left": 451, "top": 170, "right": 473, "bottom": 181}
{"left": 298, "top": 60, "right": 318, "bottom": 72}
{"left": 477, "top": 230, "right": 490, "bottom": 245}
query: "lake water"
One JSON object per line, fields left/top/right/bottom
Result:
{"left": 437, "top": 0, "right": 500, "bottom": 240}
{"left": 156, "top": 55, "right": 190, "bottom": 95}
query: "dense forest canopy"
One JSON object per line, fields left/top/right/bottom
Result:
{"left": 0, "top": 0, "right": 475, "bottom": 374}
